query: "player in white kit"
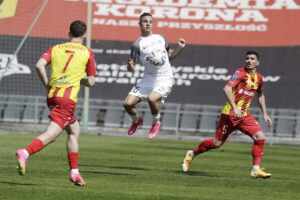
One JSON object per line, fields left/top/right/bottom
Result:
{"left": 123, "top": 12, "right": 186, "bottom": 139}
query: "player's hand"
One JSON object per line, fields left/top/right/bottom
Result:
{"left": 233, "top": 107, "right": 243, "bottom": 119}
{"left": 178, "top": 38, "right": 186, "bottom": 48}
{"left": 127, "top": 58, "right": 135, "bottom": 72}
{"left": 264, "top": 115, "right": 273, "bottom": 127}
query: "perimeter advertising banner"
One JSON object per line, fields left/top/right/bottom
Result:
{"left": 0, "top": 0, "right": 299, "bottom": 108}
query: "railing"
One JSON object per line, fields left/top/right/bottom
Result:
{"left": 0, "top": 95, "right": 299, "bottom": 140}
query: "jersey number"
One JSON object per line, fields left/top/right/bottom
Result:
{"left": 132, "top": 86, "right": 140, "bottom": 93}
{"left": 222, "top": 125, "right": 228, "bottom": 134}
{"left": 62, "top": 50, "right": 75, "bottom": 73}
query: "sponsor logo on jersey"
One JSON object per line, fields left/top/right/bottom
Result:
{"left": 232, "top": 74, "right": 239, "bottom": 80}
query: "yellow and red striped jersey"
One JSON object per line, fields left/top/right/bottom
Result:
{"left": 221, "top": 67, "right": 263, "bottom": 116}
{"left": 41, "top": 42, "right": 96, "bottom": 102}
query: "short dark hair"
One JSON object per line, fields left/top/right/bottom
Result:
{"left": 246, "top": 50, "right": 259, "bottom": 60}
{"left": 69, "top": 20, "right": 86, "bottom": 37}
{"left": 139, "top": 12, "right": 152, "bottom": 22}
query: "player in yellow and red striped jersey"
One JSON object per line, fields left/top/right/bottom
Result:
{"left": 15, "top": 20, "right": 96, "bottom": 186}
{"left": 182, "top": 50, "right": 273, "bottom": 179}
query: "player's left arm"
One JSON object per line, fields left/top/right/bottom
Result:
{"left": 81, "top": 49, "right": 96, "bottom": 87}
{"left": 168, "top": 38, "right": 186, "bottom": 60}
{"left": 36, "top": 58, "right": 49, "bottom": 90}
{"left": 257, "top": 92, "right": 273, "bottom": 127}
{"left": 81, "top": 76, "right": 95, "bottom": 87}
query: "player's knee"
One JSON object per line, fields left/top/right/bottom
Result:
{"left": 147, "top": 96, "right": 158, "bottom": 104}
{"left": 123, "top": 101, "right": 132, "bottom": 109}
{"left": 123, "top": 98, "right": 137, "bottom": 109}
{"left": 253, "top": 131, "right": 266, "bottom": 140}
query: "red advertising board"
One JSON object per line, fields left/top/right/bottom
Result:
{"left": 0, "top": 0, "right": 300, "bottom": 46}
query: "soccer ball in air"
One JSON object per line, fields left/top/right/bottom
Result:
{"left": 146, "top": 49, "right": 167, "bottom": 66}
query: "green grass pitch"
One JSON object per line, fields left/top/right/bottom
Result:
{"left": 0, "top": 133, "right": 299, "bottom": 200}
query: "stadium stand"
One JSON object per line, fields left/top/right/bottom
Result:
{"left": 198, "top": 105, "right": 221, "bottom": 133}
{"left": 40, "top": 105, "right": 50, "bottom": 124}
{"left": 104, "top": 100, "right": 124, "bottom": 127}
{"left": 275, "top": 109, "right": 298, "bottom": 137}
{"left": 161, "top": 103, "right": 180, "bottom": 131}
{"left": 180, "top": 104, "right": 201, "bottom": 132}
{"left": 0, "top": 95, "right": 299, "bottom": 143}
{"left": 22, "top": 96, "right": 38, "bottom": 123}
{"left": 3, "top": 96, "right": 27, "bottom": 123}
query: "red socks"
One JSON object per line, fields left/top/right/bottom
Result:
{"left": 68, "top": 152, "right": 78, "bottom": 170}
{"left": 193, "top": 139, "right": 216, "bottom": 155}
{"left": 252, "top": 139, "right": 265, "bottom": 166}
{"left": 25, "top": 139, "right": 44, "bottom": 155}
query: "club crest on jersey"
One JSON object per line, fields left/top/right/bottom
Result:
{"left": 231, "top": 74, "right": 239, "bottom": 80}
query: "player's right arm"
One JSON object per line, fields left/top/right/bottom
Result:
{"left": 223, "top": 85, "right": 243, "bottom": 119}
{"left": 36, "top": 58, "right": 49, "bottom": 90}
{"left": 127, "top": 57, "right": 135, "bottom": 72}
{"left": 127, "top": 42, "right": 139, "bottom": 72}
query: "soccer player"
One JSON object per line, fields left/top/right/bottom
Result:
{"left": 123, "top": 12, "right": 186, "bottom": 139}
{"left": 15, "top": 20, "right": 96, "bottom": 186}
{"left": 182, "top": 50, "right": 273, "bottom": 179}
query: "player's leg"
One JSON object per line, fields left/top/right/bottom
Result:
{"left": 182, "top": 114, "right": 234, "bottom": 172}
{"left": 123, "top": 94, "right": 141, "bottom": 122}
{"left": 239, "top": 114, "right": 271, "bottom": 178}
{"left": 123, "top": 94, "right": 143, "bottom": 135}
{"left": 66, "top": 120, "right": 86, "bottom": 186}
{"left": 15, "top": 121, "right": 63, "bottom": 175}
{"left": 147, "top": 90, "right": 162, "bottom": 139}
{"left": 147, "top": 78, "right": 173, "bottom": 139}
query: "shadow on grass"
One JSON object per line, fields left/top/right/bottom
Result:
{"left": 82, "top": 170, "right": 136, "bottom": 176}
{"left": 0, "top": 181, "right": 37, "bottom": 186}
{"left": 173, "top": 170, "right": 220, "bottom": 178}
{"left": 81, "top": 164, "right": 148, "bottom": 171}
{"left": 122, "top": 143, "right": 188, "bottom": 151}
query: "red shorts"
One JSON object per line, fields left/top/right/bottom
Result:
{"left": 47, "top": 97, "right": 77, "bottom": 129}
{"left": 214, "top": 114, "right": 262, "bottom": 141}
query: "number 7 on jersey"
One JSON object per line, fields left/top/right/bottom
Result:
{"left": 62, "top": 50, "right": 75, "bottom": 73}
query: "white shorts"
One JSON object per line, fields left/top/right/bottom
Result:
{"left": 129, "top": 76, "right": 174, "bottom": 103}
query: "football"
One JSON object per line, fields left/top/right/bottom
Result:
{"left": 146, "top": 49, "right": 167, "bottom": 66}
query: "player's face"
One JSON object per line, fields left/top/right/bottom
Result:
{"left": 245, "top": 54, "right": 259, "bottom": 70}
{"left": 139, "top": 16, "right": 153, "bottom": 36}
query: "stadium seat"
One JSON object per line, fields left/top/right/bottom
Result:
{"left": 22, "top": 97, "right": 39, "bottom": 123}
{"left": 88, "top": 99, "right": 108, "bottom": 126}
{"left": 104, "top": 100, "right": 124, "bottom": 127}
{"left": 74, "top": 106, "right": 83, "bottom": 123}
{"left": 161, "top": 103, "right": 180, "bottom": 131}
{"left": 141, "top": 107, "right": 153, "bottom": 129}
{"left": 295, "top": 111, "right": 300, "bottom": 137}
{"left": 180, "top": 104, "right": 201, "bottom": 132}
{"left": 3, "top": 96, "right": 27, "bottom": 123}
{"left": 0, "top": 95, "right": 9, "bottom": 122}
{"left": 198, "top": 105, "right": 221, "bottom": 133}
{"left": 275, "top": 109, "right": 297, "bottom": 137}
{"left": 40, "top": 105, "right": 50, "bottom": 124}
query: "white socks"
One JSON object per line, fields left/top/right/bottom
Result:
{"left": 252, "top": 165, "right": 260, "bottom": 171}
{"left": 71, "top": 169, "right": 79, "bottom": 173}
{"left": 23, "top": 149, "right": 29, "bottom": 159}
{"left": 152, "top": 113, "right": 160, "bottom": 125}
{"left": 189, "top": 151, "right": 195, "bottom": 159}
{"left": 130, "top": 114, "right": 139, "bottom": 123}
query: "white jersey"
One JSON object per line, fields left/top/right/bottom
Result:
{"left": 130, "top": 34, "right": 173, "bottom": 78}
